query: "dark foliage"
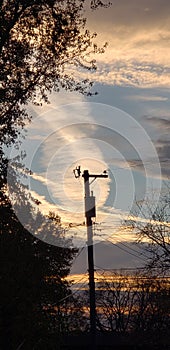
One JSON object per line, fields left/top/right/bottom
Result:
{"left": 0, "top": 0, "right": 108, "bottom": 154}
{"left": 0, "top": 2, "right": 110, "bottom": 348}
{"left": 0, "top": 190, "right": 78, "bottom": 349}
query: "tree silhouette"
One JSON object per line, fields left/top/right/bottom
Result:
{"left": 0, "top": 2, "right": 110, "bottom": 347}
{"left": 96, "top": 272, "right": 137, "bottom": 333}
{"left": 0, "top": 190, "right": 78, "bottom": 349}
{"left": 95, "top": 271, "right": 170, "bottom": 340}
{"left": 126, "top": 194, "right": 170, "bottom": 271}
{"left": 0, "top": 0, "right": 108, "bottom": 159}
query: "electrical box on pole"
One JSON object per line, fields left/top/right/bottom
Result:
{"left": 85, "top": 194, "right": 96, "bottom": 218}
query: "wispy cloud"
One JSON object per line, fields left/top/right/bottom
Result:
{"left": 146, "top": 116, "right": 170, "bottom": 130}
{"left": 142, "top": 115, "right": 170, "bottom": 177}
{"left": 81, "top": 0, "right": 170, "bottom": 88}
{"left": 125, "top": 95, "right": 168, "bottom": 102}
{"left": 18, "top": 99, "right": 162, "bottom": 246}
{"left": 72, "top": 60, "right": 170, "bottom": 88}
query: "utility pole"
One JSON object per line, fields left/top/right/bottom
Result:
{"left": 73, "top": 166, "right": 108, "bottom": 338}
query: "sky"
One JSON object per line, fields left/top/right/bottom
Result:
{"left": 8, "top": 0, "right": 170, "bottom": 273}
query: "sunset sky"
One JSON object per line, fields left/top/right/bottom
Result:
{"left": 9, "top": 0, "right": 170, "bottom": 274}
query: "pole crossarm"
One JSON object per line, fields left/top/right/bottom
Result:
{"left": 82, "top": 173, "right": 108, "bottom": 179}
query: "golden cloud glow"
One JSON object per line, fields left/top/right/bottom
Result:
{"left": 81, "top": 1, "right": 170, "bottom": 87}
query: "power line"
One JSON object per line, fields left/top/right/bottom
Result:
{"left": 107, "top": 239, "right": 148, "bottom": 263}
{"left": 51, "top": 274, "right": 88, "bottom": 306}
{"left": 117, "top": 241, "right": 150, "bottom": 260}
{"left": 107, "top": 236, "right": 151, "bottom": 260}
{"left": 70, "top": 273, "right": 88, "bottom": 288}
{"left": 72, "top": 246, "right": 85, "bottom": 265}
{"left": 94, "top": 267, "right": 170, "bottom": 279}
{"left": 94, "top": 264, "right": 170, "bottom": 272}
{"left": 95, "top": 265, "right": 145, "bottom": 272}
